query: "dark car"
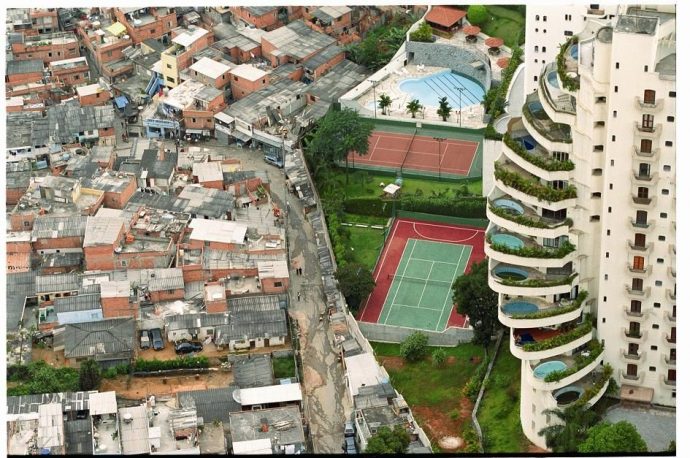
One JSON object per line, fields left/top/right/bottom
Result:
{"left": 264, "top": 155, "right": 284, "bottom": 168}
{"left": 343, "top": 436, "right": 357, "bottom": 454}
{"left": 150, "top": 328, "right": 164, "bottom": 351}
{"left": 175, "top": 341, "right": 203, "bottom": 355}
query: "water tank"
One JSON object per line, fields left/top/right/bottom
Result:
{"left": 123, "top": 35, "right": 130, "bottom": 40}
{"left": 123, "top": 413, "right": 133, "bottom": 423}
{"left": 92, "top": 21, "right": 101, "bottom": 28}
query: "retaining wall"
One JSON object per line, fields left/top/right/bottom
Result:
{"left": 357, "top": 320, "right": 474, "bottom": 346}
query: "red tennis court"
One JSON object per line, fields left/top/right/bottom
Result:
{"left": 348, "top": 130, "right": 479, "bottom": 177}
{"left": 358, "top": 217, "right": 486, "bottom": 330}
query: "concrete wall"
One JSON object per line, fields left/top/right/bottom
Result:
{"left": 356, "top": 320, "right": 474, "bottom": 346}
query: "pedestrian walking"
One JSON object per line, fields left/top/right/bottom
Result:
{"left": 297, "top": 292, "right": 301, "bottom": 301}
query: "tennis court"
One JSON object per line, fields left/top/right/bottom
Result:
{"left": 349, "top": 130, "right": 479, "bottom": 178}
{"left": 359, "top": 217, "right": 486, "bottom": 332}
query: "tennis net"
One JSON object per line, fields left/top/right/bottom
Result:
{"left": 400, "top": 128, "right": 417, "bottom": 172}
{"left": 388, "top": 273, "right": 453, "bottom": 288}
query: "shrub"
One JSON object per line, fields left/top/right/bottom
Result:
{"left": 556, "top": 36, "right": 580, "bottom": 92}
{"left": 488, "top": 234, "right": 576, "bottom": 259}
{"left": 431, "top": 348, "right": 447, "bottom": 368}
{"left": 503, "top": 133, "right": 575, "bottom": 171}
{"left": 484, "top": 123, "right": 503, "bottom": 140}
{"left": 467, "top": 5, "right": 489, "bottom": 25}
{"left": 521, "top": 319, "right": 592, "bottom": 352}
{"left": 410, "top": 22, "right": 434, "bottom": 42}
{"left": 133, "top": 356, "right": 209, "bottom": 372}
{"left": 400, "top": 332, "right": 429, "bottom": 362}
{"left": 488, "top": 204, "right": 573, "bottom": 229}
{"left": 543, "top": 338, "right": 603, "bottom": 383}
{"left": 498, "top": 273, "right": 578, "bottom": 288}
{"left": 494, "top": 164, "right": 577, "bottom": 201}
{"left": 508, "top": 291, "right": 587, "bottom": 320}
{"left": 463, "top": 361, "right": 488, "bottom": 401}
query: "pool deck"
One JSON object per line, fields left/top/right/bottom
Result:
{"left": 357, "top": 64, "right": 486, "bottom": 128}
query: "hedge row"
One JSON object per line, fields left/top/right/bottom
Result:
{"left": 543, "top": 338, "right": 603, "bottom": 382}
{"left": 487, "top": 235, "right": 576, "bottom": 259}
{"left": 503, "top": 133, "right": 575, "bottom": 171}
{"left": 556, "top": 36, "right": 580, "bottom": 92}
{"left": 133, "top": 356, "right": 209, "bottom": 372}
{"left": 508, "top": 291, "right": 588, "bottom": 320}
{"left": 488, "top": 204, "right": 572, "bottom": 229}
{"left": 343, "top": 196, "right": 486, "bottom": 219}
{"left": 521, "top": 318, "right": 592, "bottom": 352}
{"left": 494, "top": 164, "right": 577, "bottom": 201}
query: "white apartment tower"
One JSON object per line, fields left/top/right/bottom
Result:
{"left": 485, "top": 5, "right": 675, "bottom": 449}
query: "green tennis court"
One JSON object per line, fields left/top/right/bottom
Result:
{"left": 378, "top": 239, "right": 472, "bottom": 332}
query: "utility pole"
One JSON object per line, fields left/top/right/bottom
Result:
{"left": 433, "top": 137, "right": 446, "bottom": 181}
{"left": 455, "top": 86, "right": 465, "bottom": 127}
{"left": 368, "top": 79, "right": 378, "bottom": 119}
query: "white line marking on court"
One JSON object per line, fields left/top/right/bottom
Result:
{"left": 408, "top": 257, "right": 457, "bottom": 266}
{"left": 412, "top": 223, "right": 480, "bottom": 243}
{"left": 382, "top": 239, "right": 416, "bottom": 325}
{"left": 466, "top": 140, "right": 481, "bottom": 175}
{"left": 392, "top": 304, "right": 446, "bottom": 312}
{"left": 434, "top": 244, "right": 466, "bottom": 332}
{"left": 415, "top": 261, "right": 434, "bottom": 308}
{"left": 365, "top": 219, "right": 399, "bottom": 322}
{"left": 440, "top": 141, "right": 449, "bottom": 166}
{"left": 369, "top": 134, "right": 382, "bottom": 159}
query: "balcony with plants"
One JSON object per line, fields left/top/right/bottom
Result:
{"left": 522, "top": 92, "right": 573, "bottom": 148}
{"left": 498, "top": 291, "right": 588, "bottom": 328}
{"left": 487, "top": 196, "right": 572, "bottom": 239}
{"left": 528, "top": 338, "right": 604, "bottom": 390}
{"left": 494, "top": 163, "right": 577, "bottom": 211}
{"left": 485, "top": 229, "right": 576, "bottom": 269}
{"left": 550, "top": 364, "right": 612, "bottom": 410}
{"left": 502, "top": 121, "right": 574, "bottom": 182}
{"left": 490, "top": 262, "right": 577, "bottom": 296}
{"left": 510, "top": 315, "right": 593, "bottom": 360}
{"left": 538, "top": 62, "right": 577, "bottom": 123}
{"left": 556, "top": 35, "right": 580, "bottom": 93}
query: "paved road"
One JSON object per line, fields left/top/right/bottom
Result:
{"left": 155, "top": 139, "right": 350, "bottom": 452}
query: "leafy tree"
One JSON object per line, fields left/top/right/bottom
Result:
{"left": 400, "top": 331, "right": 428, "bottom": 362}
{"left": 7, "top": 361, "right": 80, "bottom": 396}
{"left": 431, "top": 348, "right": 447, "bottom": 368}
{"left": 467, "top": 5, "right": 490, "bottom": 25}
{"left": 436, "top": 96, "right": 452, "bottom": 121}
{"left": 410, "top": 22, "right": 434, "bottom": 42}
{"left": 406, "top": 99, "right": 423, "bottom": 118}
{"left": 306, "top": 108, "right": 374, "bottom": 183}
{"left": 452, "top": 259, "right": 500, "bottom": 349}
{"left": 365, "top": 425, "right": 411, "bottom": 453}
{"left": 668, "top": 440, "right": 676, "bottom": 452}
{"left": 79, "top": 359, "right": 102, "bottom": 391}
{"left": 334, "top": 262, "right": 375, "bottom": 311}
{"left": 538, "top": 404, "right": 600, "bottom": 452}
{"left": 378, "top": 93, "right": 393, "bottom": 115}
{"left": 578, "top": 421, "right": 647, "bottom": 453}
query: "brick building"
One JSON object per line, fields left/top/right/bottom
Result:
{"left": 11, "top": 32, "right": 80, "bottom": 64}
{"left": 6, "top": 59, "right": 44, "bottom": 85}
{"left": 100, "top": 280, "right": 138, "bottom": 318}
{"left": 113, "top": 7, "right": 178, "bottom": 44}
{"left": 187, "top": 57, "right": 233, "bottom": 89}
{"left": 229, "top": 64, "right": 269, "bottom": 100}
{"left": 76, "top": 84, "right": 111, "bottom": 107}
{"left": 49, "top": 57, "right": 91, "bottom": 86}
{"left": 31, "top": 215, "right": 88, "bottom": 254}
{"left": 160, "top": 25, "right": 213, "bottom": 88}
{"left": 260, "top": 21, "right": 336, "bottom": 68}
{"left": 77, "top": 20, "right": 133, "bottom": 82}
{"left": 83, "top": 172, "right": 137, "bottom": 209}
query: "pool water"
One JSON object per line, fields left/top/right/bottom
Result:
{"left": 503, "top": 301, "right": 539, "bottom": 315}
{"left": 554, "top": 386, "right": 584, "bottom": 405}
{"left": 494, "top": 266, "right": 529, "bottom": 280}
{"left": 491, "top": 233, "right": 524, "bottom": 250}
{"left": 519, "top": 136, "right": 536, "bottom": 151}
{"left": 547, "top": 71, "right": 559, "bottom": 88}
{"left": 570, "top": 45, "right": 579, "bottom": 59}
{"left": 533, "top": 360, "right": 568, "bottom": 379}
{"left": 398, "top": 70, "right": 485, "bottom": 109}
{"left": 494, "top": 199, "right": 524, "bottom": 215}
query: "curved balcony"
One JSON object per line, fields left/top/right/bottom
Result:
{"left": 627, "top": 263, "right": 652, "bottom": 278}
{"left": 486, "top": 231, "right": 576, "bottom": 269}
{"left": 502, "top": 123, "right": 574, "bottom": 182}
{"left": 522, "top": 93, "right": 573, "bottom": 151}
{"left": 624, "top": 306, "right": 650, "bottom": 321}
{"left": 510, "top": 321, "right": 592, "bottom": 360}
{"left": 528, "top": 344, "right": 604, "bottom": 391}
{"left": 487, "top": 199, "right": 571, "bottom": 239}
{"left": 552, "top": 366, "right": 611, "bottom": 409}
{"left": 490, "top": 263, "right": 577, "bottom": 296}
{"left": 631, "top": 170, "right": 659, "bottom": 186}
{"left": 621, "top": 348, "right": 645, "bottom": 363}
{"left": 625, "top": 286, "right": 650, "bottom": 299}
{"left": 633, "top": 145, "right": 659, "bottom": 161}
{"left": 630, "top": 218, "right": 655, "bottom": 232}
{"left": 634, "top": 97, "right": 664, "bottom": 112}
{"left": 631, "top": 195, "right": 655, "bottom": 208}
{"left": 498, "top": 293, "right": 586, "bottom": 328}
{"left": 494, "top": 163, "right": 577, "bottom": 212}
{"left": 634, "top": 122, "right": 662, "bottom": 140}
{"left": 662, "top": 376, "right": 676, "bottom": 388}
{"left": 538, "top": 62, "right": 576, "bottom": 124}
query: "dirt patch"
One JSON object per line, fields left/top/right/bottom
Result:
{"left": 438, "top": 436, "right": 463, "bottom": 450}
{"left": 470, "top": 356, "right": 483, "bottom": 365}
{"left": 378, "top": 355, "right": 405, "bottom": 371}
{"left": 31, "top": 346, "right": 68, "bottom": 367}
{"left": 528, "top": 443, "right": 548, "bottom": 454}
{"left": 303, "top": 366, "right": 323, "bottom": 391}
{"left": 100, "top": 370, "right": 233, "bottom": 400}
{"left": 447, "top": 356, "right": 457, "bottom": 365}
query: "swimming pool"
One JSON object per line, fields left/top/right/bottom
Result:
{"left": 491, "top": 233, "right": 525, "bottom": 250}
{"left": 554, "top": 385, "right": 584, "bottom": 406}
{"left": 494, "top": 266, "right": 529, "bottom": 281}
{"left": 527, "top": 101, "right": 544, "bottom": 114}
{"left": 519, "top": 135, "right": 537, "bottom": 151}
{"left": 533, "top": 360, "right": 567, "bottom": 379}
{"left": 493, "top": 199, "right": 524, "bottom": 215}
{"left": 547, "top": 71, "right": 559, "bottom": 89}
{"left": 570, "top": 45, "right": 579, "bottom": 60}
{"left": 398, "top": 70, "right": 485, "bottom": 109}
{"left": 502, "top": 301, "right": 539, "bottom": 315}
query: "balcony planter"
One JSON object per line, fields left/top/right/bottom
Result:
{"left": 521, "top": 319, "right": 592, "bottom": 352}
{"left": 503, "top": 134, "right": 575, "bottom": 172}
{"left": 494, "top": 165, "right": 577, "bottom": 202}
{"left": 498, "top": 273, "right": 578, "bottom": 289}
{"left": 556, "top": 36, "right": 580, "bottom": 92}
{"left": 572, "top": 364, "right": 613, "bottom": 409}
{"left": 543, "top": 339, "right": 603, "bottom": 383}
{"left": 488, "top": 204, "right": 572, "bottom": 230}
{"left": 487, "top": 234, "right": 576, "bottom": 259}
{"left": 509, "top": 291, "right": 587, "bottom": 320}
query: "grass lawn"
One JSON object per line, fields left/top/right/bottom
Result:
{"left": 346, "top": 226, "right": 386, "bottom": 271}
{"left": 477, "top": 338, "right": 529, "bottom": 453}
{"left": 482, "top": 6, "right": 526, "bottom": 48}
{"left": 371, "top": 341, "right": 484, "bottom": 407}
{"left": 334, "top": 168, "right": 483, "bottom": 198}
{"left": 272, "top": 357, "right": 296, "bottom": 379}
{"left": 343, "top": 213, "right": 390, "bottom": 226}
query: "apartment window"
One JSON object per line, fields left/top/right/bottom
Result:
{"left": 592, "top": 168, "right": 602, "bottom": 176}
{"left": 150, "top": 29, "right": 155, "bottom": 34}
{"left": 638, "top": 163, "right": 651, "bottom": 177}
{"left": 669, "top": 348, "right": 676, "bottom": 361}
{"left": 611, "top": 159, "right": 615, "bottom": 166}
{"left": 534, "top": 76, "right": 538, "bottom": 82}
{"left": 534, "top": 45, "right": 539, "bottom": 52}
{"left": 657, "top": 258, "right": 664, "bottom": 264}
{"left": 644, "top": 65, "right": 649, "bottom": 72}
{"left": 591, "top": 215, "right": 600, "bottom": 222}
{"left": 669, "top": 91, "right": 676, "bottom": 98}
{"left": 192, "top": 118, "right": 196, "bottom": 123}
{"left": 606, "top": 229, "right": 610, "bottom": 236}
{"left": 658, "top": 235, "right": 666, "bottom": 241}
{"left": 166, "top": 63, "right": 172, "bottom": 69}
{"left": 542, "top": 46, "right": 546, "bottom": 52}
{"left": 632, "top": 256, "right": 645, "bottom": 270}
{"left": 613, "top": 110, "right": 617, "bottom": 118}
{"left": 669, "top": 327, "right": 676, "bottom": 343}
{"left": 609, "top": 184, "right": 613, "bottom": 190}
{"left": 640, "top": 139, "right": 652, "bottom": 153}
{"left": 626, "top": 364, "right": 637, "bottom": 377}
{"left": 48, "top": 52, "right": 52, "bottom": 57}
{"left": 535, "top": 28, "right": 539, "bottom": 33}
{"left": 628, "top": 342, "right": 639, "bottom": 356}
{"left": 74, "top": 75, "right": 79, "bottom": 80}
{"left": 593, "top": 145, "right": 604, "bottom": 152}
{"left": 651, "top": 345, "right": 658, "bottom": 350}
{"left": 614, "top": 86, "right": 618, "bottom": 93}
{"left": 615, "top": 62, "right": 620, "bottom": 69}
{"left": 655, "top": 279, "right": 663, "bottom": 286}
{"left": 667, "top": 116, "right": 674, "bottom": 122}
{"left": 166, "top": 76, "right": 174, "bottom": 83}
{"left": 642, "top": 114, "right": 654, "bottom": 129}
{"left": 106, "top": 51, "right": 112, "bottom": 57}
{"left": 632, "top": 278, "right": 644, "bottom": 291}
{"left": 643, "top": 89, "right": 656, "bottom": 104}
{"left": 628, "top": 321, "right": 641, "bottom": 337}
{"left": 607, "top": 207, "right": 612, "bottom": 213}
{"left": 274, "top": 281, "right": 283, "bottom": 287}
{"left": 634, "top": 233, "right": 646, "bottom": 247}
{"left": 636, "top": 210, "right": 647, "bottom": 225}
{"left": 605, "top": 252, "right": 609, "bottom": 258}
{"left": 591, "top": 192, "right": 601, "bottom": 198}
{"left": 630, "top": 300, "right": 642, "bottom": 314}
{"left": 121, "top": 260, "right": 127, "bottom": 267}
{"left": 604, "top": 274, "right": 608, "bottom": 280}
{"left": 663, "top": 165, "right": 671, "bottom": 171}
{"left": 564, "top": 30, "right": 573, "bottom": 36}
{"left": 662, "top": 189, "right": 669, "bottom": 195}
{"left": 649, "top": 366, "right": 656, "bottom": 371}
{"left": 543, "top": 16, "right": 547, "bottom": 22}
{"left": 637, "top": 187, "right": 649, "bottom": 199}
{"left": 665, "top": 141, "right": 673, "bottom": 147}
{"left": 234, "top": 76, "right": 238, "bottom": 81}
{"left": 611, "top": 135, "right": 616, "bottom": 142}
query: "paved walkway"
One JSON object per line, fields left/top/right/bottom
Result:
{"left": 602, "top": 405, "right": 676, "bottom": 452}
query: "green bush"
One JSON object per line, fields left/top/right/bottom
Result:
{"left": 521, "top": 319, "right": 592, "bottom": 352}
{"left": 488, "top": 234, "right": 576, "bottom": 259}
{"left": 572, "top": 364, "right": 613, "bottom": 408}
{"left": 133, "top": 356, "right": 209, "bottom": 372}
{"left": 431, "top": 348, "right": 447, "bottom": 368}
{"left": 498, "top": 273, "right": 578, "bottom": 288}
{"left": 484, "top": 123, "right": 503, "bottom": 140}
{"left": 543, "top": 338, "right": 603, "bottom": 382}
{"left": 343, "top": 196, "right": 487, "bottom": 219}
{"left": 463, "top": 360, "right": 488, "bottom": 401}
{"left": 410, "top": 22, "right": 434, "bottom": 42}
{"left": 556, "top": 36, "right": 580, "bottom": 92}
{"left": 508, "top": 291, "right": 587, "bottom": 320}
{"left": 400, "top": 332, "right": 429, "bottom": 362}
{"left": 7, "top": 361, "right": 79, "bottom": 396}
{"left": 488, "top": 204, "right": 572, "bottom": 229}
{"left": 467, "top": 5, "right": 489, "bottom": 25}
{"left": 503, "top": 134, "right": 575, "bottom": 171}
{"left": 494, "top": 164, "right": 577, "bottom": 201}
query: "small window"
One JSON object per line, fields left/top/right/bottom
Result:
{"left": 564, "top": 30, "right": 573, "bottom": 36}
{"left": 603, "top": 296, "right": 607, "bottom": 302}
{"left": 615, "top": 62, "right": 620, "bottom": 69}
{"left": 644, "top": 65, "right": 648, "bottom": 72}
{"left": 533, "top": 76, "right": 538, "bottom": 82}
{"left": 602, "top": 318, "right": 606, "bottom": 323}
{"left": 594, "top": 145, "right": 604, "bottom": 152}
{"left": 534, "top": 45, "right": 539, "bottom": 52}
{"left": 653, "top": 303, "right": 661, "bottom": 308}
{"left": 591, "top": 192, "right": 601, "bottom": 198}
{"left": 605, "top": 252, "right": 609, "bottom": 258}
{"left": 611, "top": 135, "right": 616, "bottom": 142}
{"left": 543, "top": 16, "right": 547, "bottom": 22}
{"left": 608, "top": 207, "right": 612, "bottom": 213}
{"left": 606, "top": 229, "right": 610, "bottom": 236}
{"left": 610, "top": 159, "right": 615, "bottom": 166}
{"left": 655, "top": 281, "right": 663, "bottom": 287}
{"left": 651, "top": 345, "right": 658, "bottom": 350}
{"left": 614, "top": 86, "right": 618, "bottom": 93}
{"left": 663, "top": 165, "right": 671, "bottom": 171}
{"left": 649, "top": 366, "right": 656, "bottom": 371}
{"left": 669, "top": 91, "right": 676, "bottom": 98}
{"left": 604, "top": 274, "right": 608, "bottom": 280}
{"left": 613, "top": 110, "right": 617, "bottom": 117}
{"left": 667, "top": 116, "right": 674, "bottom": 122}
{"left": 609, "top": 183, "right": 613, "bottom": 190}
{"left": 657, "top": 258, "right": 664, "bottom": 264}
{"left": 274, "top": 281, "right": 283, "bottom": 287}
{"left": 542, "top": 46, "right": 546, "bottom": 52}
{"left": 660, "top": 213, "right": 668, "bottom": 219}
{"left": 665, "top": 141, "right": 673, "bottom": 147}
{"left": 591, "top": 215, "right": 600, "bottom": 222}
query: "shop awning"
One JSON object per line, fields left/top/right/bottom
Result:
{"left": 114, "top": 96, "right": 128, "bottom": 109}
{"left": 105, "top": 22, "right": 127, "bottom": 37}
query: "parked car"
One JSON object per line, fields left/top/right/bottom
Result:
{"left": 140, "top": 330, "right": 151, "bottom": 350}
{"left": 150, "top": 328, "right": 164, "bottom": 351}
{"left": 344, "top": 420, "right": 355, "bottom": 438}
{"left": 175, "top": 341, "right": 203, "bottom": 355}
{"left": 342, "top": 436, "right": 357, "bottom": 454}
{"left": 264, "top": 155, "right": 284, "bottom": 168}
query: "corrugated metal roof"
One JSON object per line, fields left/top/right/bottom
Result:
{"left": 35, "top": 273, "right": 81, "bottom": 294}
{"left": 6, "top": 59, "right": 44, "bottom": 75}
{"left": 65, "top": 419, "right": 93, "bottom": 455}
{"left": 31, "top": 216, "right": 88, "bottom": 240}
{"left": 7, "top": 391, "right": 94, "bottom": 416}
{"left": 63, "top": 318, "right": 135, "bottom": 360}
{"left": 177, "top": 386, "right": 241, "bottom": 423}
{"left": 6, "top": 271, "right": 36, "bottom": 331}
{"left": 233, "top": 355, "right": 274, "bottom": 388}
{"left": 216, "top": 308, "right": 287, "bottom": 344}
{"left": 263, "top": 21, "right": 336, "bottom": 60}
{"left": 54, "top": 294, "right": 101, "bottom": 313}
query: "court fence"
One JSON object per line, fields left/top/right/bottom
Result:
{"left": 396, "top": 210, "right": 488, "bottom": 228}
{"left": 357, "top": 320, "right": 474, "bottom": 346}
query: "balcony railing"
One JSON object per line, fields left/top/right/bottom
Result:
{"left": 494, "top": 164, "right": 577, "bottom": 202}
{"left": 522, "top": 98, "right": 573, "bottom": 144}
{"left": 624, "top": 308, "right": 645, "bottom": 318}
{"left": 488, "top": 202, "right": 572, "bottom": 231}
{"left": 627, "top": 265, "right": 651, "bottom": 276}
{"left": 625, "top": 286, "right": 650, "bottom": 298}
{"left": 635, "top": 97, "right": 663, "bottom": 111}
{"left": 665, "top": 334, "right": 676, "bottom": 344}
{"left": 633, "top": 145, "right": 658, "bottom": 159}
{"left": 666, "top": 289, "right": 676, "bottom": 301}
{"left": 622, "top": 351, "right": 641, "bottom": 361}
{"left": 628, "top": 241, "right": 652, "bottom": 252}
{"left": 663, "top": 377, "right": 676, "bottom": 386}
{"left": 635, "top": 122, "right": 658, "bottom": 133}
{"left": 631, "top": 196, "right": 652, "bottom": 205}
{"left": 622, "top": 372, "right": 640, "bottom": 381}
{"left": 664, "top": 311, "right": 676, "bottom": 323}
{"left": 630, "top": 218, "right": 654, "bottom": 230}
{"left": 668, "top": 266, "right": 676, "bottom": 278}
{"left": 664, "top": 356, "right": 676, "bottom": 367}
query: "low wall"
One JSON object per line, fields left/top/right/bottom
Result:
{"left": 357, "top": 320, "right": 474, "bottom": 346}
{"left": 404, "top": 41, "right": 492, "bottom": 91}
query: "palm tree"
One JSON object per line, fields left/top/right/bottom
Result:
{"left": 437, "top": 96, "right": 452, "bottom": 121}
{"left": 538, "top": 404, "right": 600, "bottom": 452}
{"left": 378, "top": 93, "right": 392, "bottom": 115}
{"left": 406, "top": 99, "right": 423, "bottom": 119}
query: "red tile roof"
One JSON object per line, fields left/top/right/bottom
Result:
{"left": 425, "top": 6, "right": 466, "bottom": 28}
